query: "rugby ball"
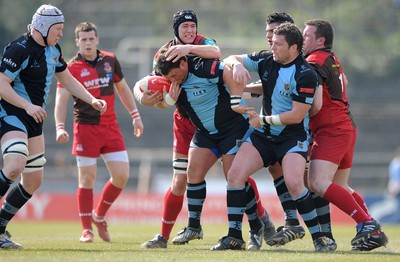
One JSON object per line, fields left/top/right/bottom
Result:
{"left": 138, "top": 75, "right": 171, "bottom": 93}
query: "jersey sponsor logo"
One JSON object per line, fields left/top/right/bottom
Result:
{"left": 84, "top": 77, "right": 111, "bottom": 89}
{"left": 192, "top": 89, "right": 206, "bottom": 96}
{"left": 279, "top": 90, "right": 290, "bottom": 97}
{"left": 2, "top": 57, "right": 17, "bottom": 68}
{"left": 80, "top": 68, "right": 90, "bottom": 77}
{"left": 299, "top": 87, "right": 315, "bottom": 94}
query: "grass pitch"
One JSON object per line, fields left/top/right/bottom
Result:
{"left": 1, "top": 221, "right": 399, "bottom": 261}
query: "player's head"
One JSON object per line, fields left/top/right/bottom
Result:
{"left": 74, "top": 22, "right": 99, "bottom": 59}
{"left": 156, "top": 47, "right": 188, "bottom": 84}
{"left": 75, "top": 21, "right": 98, "bottom": 39}
{"left": 172, "top": 9, "right": 198, "bottom": 44}
{"left": 272, "top": 23, "right": 303, "bottom": 64}
{"left": 30, "top": 4, "right": 64, "bottom": 46}
{"left": 303, "top": 19, "right": 334, "bottom": 57}
{"left": 266, "top": 12, "right": 294, "bottom": 48}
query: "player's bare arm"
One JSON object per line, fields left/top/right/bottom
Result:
{"left": 55, "top": 69, "right": 107, "bottom": 114}
{"left": 115, "top": 78, "right": 144, "bottom": 138}
{"left": 223, "top": 55, "right": 251, "bottom": 84}
{"left": 54, "top": 87, "right": 70, "bottom": 144}
{"left": 166, "top": 44, "right": 221, "bottom": 62}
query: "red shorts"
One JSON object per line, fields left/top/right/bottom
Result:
{"left": 172, "top": 110, "right": 196, "bottom": 155}
{"left": 72, "top": 122, "right": 126, "bottom": 157}
{"left": 310, "top": 127, "right": 357, "bottom": 169}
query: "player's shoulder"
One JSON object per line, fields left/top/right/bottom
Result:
{"left": 248, "top": 50, "right": 272, "bottom": 61}
{"left": 194, "top": 34, "right": 217, "bottom": 46}
{"left": 98, "top": 49, "right": 116, "bottom": 58}
{"left": 306, "top": 49, "right": 331, "bottom": 64}
{"left": 4, "top": 34, "right": 33, "bottom": 55}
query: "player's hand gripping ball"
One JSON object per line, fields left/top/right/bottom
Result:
{"left": 138, "top": 75, "right": 171, "bottom": 94}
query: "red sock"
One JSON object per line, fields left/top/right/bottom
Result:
{"left": 161, "top": 187, "right": 184, "bottom": 239}
{"left": 77, "top": 187, "right": 93, "bottom": 230}
{"left": 95, "top": 180, "right": 122, "bottom": 217}
{"left": 247, "top": 177, "right": 266, "bottom": 219}
{"left": 324, "top": 183, "right": 371, "bottom": 224}
{"left": 352, "top": 191, "right": 370, "bottom": 216}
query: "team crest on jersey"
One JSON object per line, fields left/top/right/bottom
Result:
{"left": 104, "top": 62, "right": 112, "bottom": 73}
{"left": 80, "top": 68, "right": 90, "bottom": 77}
{"left": 76, "top": 144, "right": 83, "bottom": 152}
{"left": 284, "top": 83, "right": 290, "bottom": 91}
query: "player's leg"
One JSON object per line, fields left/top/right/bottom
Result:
{"left": 0, "top": 133, "right": 45, "bottom": 249}
{"left": 142, "top": 152, "right": 188, "bottom": 248}
{"left": 246, "top": 176, "right": 276, "bottom": 242}
{"left": 76, "top": 158, "right": 97, "bottom": 243}
{"left": 211, "top": 142, "right": 264, "bottom": 251}
{"left": 0, "top": 130, "right": 28, "bottom": 200}
{"left": 269, "top": 163, "right": 300, "bottom": 227}
{"left": 143, "top": 112, "right": 193, "bottom": 248}
{"left": 172, "top": 147, "right": 217, "bottom": 245}
{"left": 91, "top": 151, "right": 129, "bottom": 242}
{"left": 332, "top": 168, "right": 388, "bottom": 251}
{"left": 280, "top": 152, "right": 322, "bottom": 248}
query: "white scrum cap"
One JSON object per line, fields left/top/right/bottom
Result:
{"left": 30, "top": 4, "right": 64, "bottom": 38}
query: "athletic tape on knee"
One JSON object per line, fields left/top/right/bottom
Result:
{"left": 1, "top": 138, "right": 28, "bottom": 158}
{"left": 173, "top": 158, "right": 188, "bottom": 175}
{"left": 23, "top": 152, "right": 46, "bottom": 173}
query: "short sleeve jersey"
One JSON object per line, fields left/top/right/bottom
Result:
{"left": 306, "top": 49, "right": 355, "bottom": 131}
{"left": 242, "top": 50, "right": 317, "bottom": 137}
{"left": 177, "top": 56, "right": 248, "bottom": 136}
{"left": 0, "top": 33, "right": 67, "bottom": 117}
{"left": 57, "top": 50, "right": 124, "bottom": 125}
{"left": 152, "top": 35, "right": 218, "bottom": 119}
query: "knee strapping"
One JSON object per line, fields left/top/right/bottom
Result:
{"left": 1, "top": 138, "right": 28, "bottom": 158}
{"left": 173, "top": 158, "right": 188, "bottom": 175}
{"left": 23, "top": 152, "right": 46, "bottom": 173}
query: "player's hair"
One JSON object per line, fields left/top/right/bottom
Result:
{"left": 274, "top": 23, "right": 303, "bottom": 53}
{"left": 75, "top": 21, "right": 98, "bottom": 39}
{"left": 266, "top": 12, "right": 294, "bottom": 25}
{"left": 156, "top": 47, "right": 187, "bottom": 76}
{"left": 304, "top": 19, "right": 334, "bottom": 49}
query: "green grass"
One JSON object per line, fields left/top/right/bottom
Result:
{"left": 1, "top": 222, "right": 400, "bottom": 261}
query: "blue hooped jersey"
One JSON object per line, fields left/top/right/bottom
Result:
{"left": 176, "top": 56, "right": 248, "bottom": 136}
{"left": 242, "top": 50, "right": 317, "bottom": 137}
{"left": 0, "top": 33, "right": 67, "bottom": 118}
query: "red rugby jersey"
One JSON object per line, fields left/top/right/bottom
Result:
{"left": 307, "top": 49, "right": 355, "bottom": 131}
{"left": 57, "top": 50, "right": 123, "bottom": 125}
